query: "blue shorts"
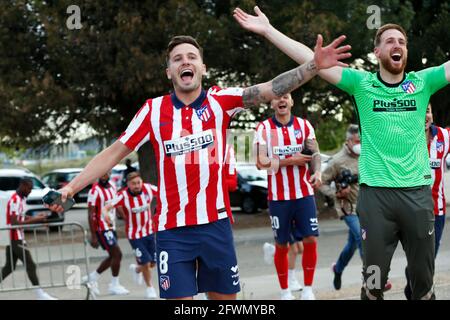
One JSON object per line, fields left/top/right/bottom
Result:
{"left": 155, "top": 218, "right": 240, "bottom": 299}
{"left": 289, "top": 226, "right": 303, "bottom": 244}
{"left": 269, "top": 196, "right": 319, "bottom": 245}
{"left": 129, "top": 234, "right": 156, "bottom": 265}
{"left": 96, "top": 230, "right": 118, "bottom": 252}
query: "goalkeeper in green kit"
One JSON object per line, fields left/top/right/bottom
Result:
{"left": 234, "top": 6, "right": 450, "bottom": 300}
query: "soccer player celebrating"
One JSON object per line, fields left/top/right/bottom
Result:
{"left": 83, "top": 172, "right": 129, "bottom": 296}
{"left": 47, "top": 34, "right": 350, "bottom": 300}
{"left": 102, "top": 171, "right": 158, "bottom": 299}
{"left": 234, "top": 6, "right": 450, "bottom": 300}
{"left": 255, "top": 93, "right": 321, "bottom": 300}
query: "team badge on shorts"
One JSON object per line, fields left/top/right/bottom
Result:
{"left": 160, "top": 275, "right": 171, "bottom": 291}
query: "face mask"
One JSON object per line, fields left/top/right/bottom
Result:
{"left": 352, "top": 144, "right": 361, "bottom": 155}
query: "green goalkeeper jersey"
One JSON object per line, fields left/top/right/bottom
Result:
{"left": 336, "top": 65, "right": 448, "bottom": 187}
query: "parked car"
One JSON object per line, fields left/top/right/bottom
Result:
{"left": 41, "top": 168, "right": 92, "bottom": 203}
{"left": 0, "top": 168, "right": 64, "bottom": 230}
{"left": 229, "top": 164, "right": 268, "bottom": 214}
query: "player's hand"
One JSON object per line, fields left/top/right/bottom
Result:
{"left": 44, "top": 186, "right": 74, "bottom": 214}
{"left": 90, "top": 235, "right": 99, "bottom": 249}
{"left": 309, "top": 172, "right": 322, "bottom": 189}
{"left": 290, "top": 154, "right": 313, "bottom": 166}
{"left": 314, "top": 34, "right": 352, "bottom": 70}
{"left": 233, "top": 6, "right": 271, "bottom": 36}
{"left": 336, "top": 186, "right": 351, "bottom": 199}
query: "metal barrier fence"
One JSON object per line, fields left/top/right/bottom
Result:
{"left": 0, "top": 222, "right": 93, "bottom": 300}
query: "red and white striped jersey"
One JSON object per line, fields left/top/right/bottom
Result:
{"left": 113, "top": 183, "right": 157, "bottom": 240}
{"left": 254, "top": 116, "right": 316, "bottom": 201}
{"left": 119, "top": 86, "right": 244, "bottom": 231}
{"left": 6, "top": 192, "right": 26, "bottom": 241}
{"left": 88, "top": 182, "right": 118, "bottom": 231}
{"left": 428, "top": 125, "right": 450, "bottom": 216}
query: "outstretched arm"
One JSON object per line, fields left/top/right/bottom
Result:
{"left": 234, "top": 6, "right": 351, "bottom": 85}
{"left": 242, "top": 31, "right": 351, "bottom": 107}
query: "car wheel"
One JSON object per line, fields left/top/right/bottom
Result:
{"left": 242, "top": 196, "right": 257, "bottom": 214}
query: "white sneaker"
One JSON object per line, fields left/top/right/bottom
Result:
{"left": 301, "top": 286, "right": 315, "bottom": 300}
{"left": 82, "top": 276, "right": 100, "bottom": 296}
{"left": 37, "top": 291, "right": 58, "bottom": 300}
{"left": 129, "top": 264, "right": 143, "bottom": 285}
{"left": 263, "top": 242, "right": 275, "bottom": 265}
{"left": 198, "top": 292, "right": 208, "bottom": 300}
{"left": 288, "top": 275, "right": 303, "bottom": 292}
{"left": 280, "top": 289, "right": 296, "bottom": 300}
{"left": 108, "top": 283, "right": 130, "bottom": 295}
{"left": 145, "top": 287, "right": 157, "bottom": 299}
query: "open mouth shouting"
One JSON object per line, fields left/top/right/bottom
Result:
{"left": 180, "top": 68, "right": 194, "bottom": 84}
{"left": 390, "top": 51, "right": 403, "bottom": 65}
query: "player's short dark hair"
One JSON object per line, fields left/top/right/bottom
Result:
{"left": 346, "top": 124, "right": 359, "bottom": 140}
{"left": 19, "top": 178, "right": 33, "bottom": 187}
{"left": 374, "top": 24, "right": 407, "bottom": 47}
{"left": 166, "top": 35, "right": 203, "bottom": 65}
{"left": 126, "top": 171, "right": 141, "bottom": 182}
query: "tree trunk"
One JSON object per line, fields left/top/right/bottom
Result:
{"left": 137, "top": 141, "right": 157, "bottom": 184}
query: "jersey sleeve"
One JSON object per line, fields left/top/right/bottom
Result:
{"left": 8, "top": 198, "right": 20, "bottom": 218}
{"left": 305, "top": 120, "right": 316, "bottom": 140}
{"left": 119, "top": 100, "right": 152, "bottom": 151}
{"left": 417, "top": 65, "right": 449, "bottom": 95}
{"left": 335, "top": 68, "right": 367, "bottom": 95}
{"left": 208, "top": 86, "right": 244, "bottom": 118}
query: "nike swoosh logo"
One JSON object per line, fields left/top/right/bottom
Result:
{"left": 372, "top": 84, "right": 381, "bottom": 88}
{"left": 233, "top": 280, "right": 240, "bottom": 286}
{"left": 312, "top": 227, "right": 319, "bottom": 231}
{"left": 428, "top": 229, "right": 434, "bottom": 235}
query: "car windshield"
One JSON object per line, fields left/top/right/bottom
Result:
{"left": 0, "top": 176, "right": 45, "bottom": 191}
{"left": 238, "top": 166, "right": 267, "bottom": 182}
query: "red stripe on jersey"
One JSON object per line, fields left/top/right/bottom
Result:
{"left": 161, "top": 99, "right": 181, "bottom": 230}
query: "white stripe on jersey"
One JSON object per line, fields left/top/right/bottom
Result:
{"left": 122, "top": 102, "right": 150, "bottom": 151}
{"left": 172, "top": 108, "right": 188, "bottom": 226}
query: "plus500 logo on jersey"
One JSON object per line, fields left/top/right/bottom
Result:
{"left": 164, "top": 129, "right": 214, "bottom": 156}
{"left": 273, "top": 144, "right": 302, "bottom": 156}
{"left": 373, "top": 99, "right": 417, "bottom": 112}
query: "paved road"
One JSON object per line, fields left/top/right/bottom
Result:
{"left": 2, "top": 171, "right": 450, "bottom": 300}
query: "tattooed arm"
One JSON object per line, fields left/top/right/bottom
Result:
{"left": 243, "top": 60, "right": 318, "bottom": 107}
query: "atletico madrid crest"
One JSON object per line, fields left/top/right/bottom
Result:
{"left": 160, "top": 275, "right": 171, "bottom": 291}
{"left": 196, "top": 105, "right": 211, "bottom": 122}
{"left": 401, "top": 80, "right": 416, "bottom": 94}
{"left": 294, "top": 129, "right": 302, "bottom": 139}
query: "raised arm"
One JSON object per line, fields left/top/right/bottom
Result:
{"left": 234, "top": 6, "right": 351, "bottom": 85}
{"left": 242, "top": 32, "right": 351, "bottom": 107}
